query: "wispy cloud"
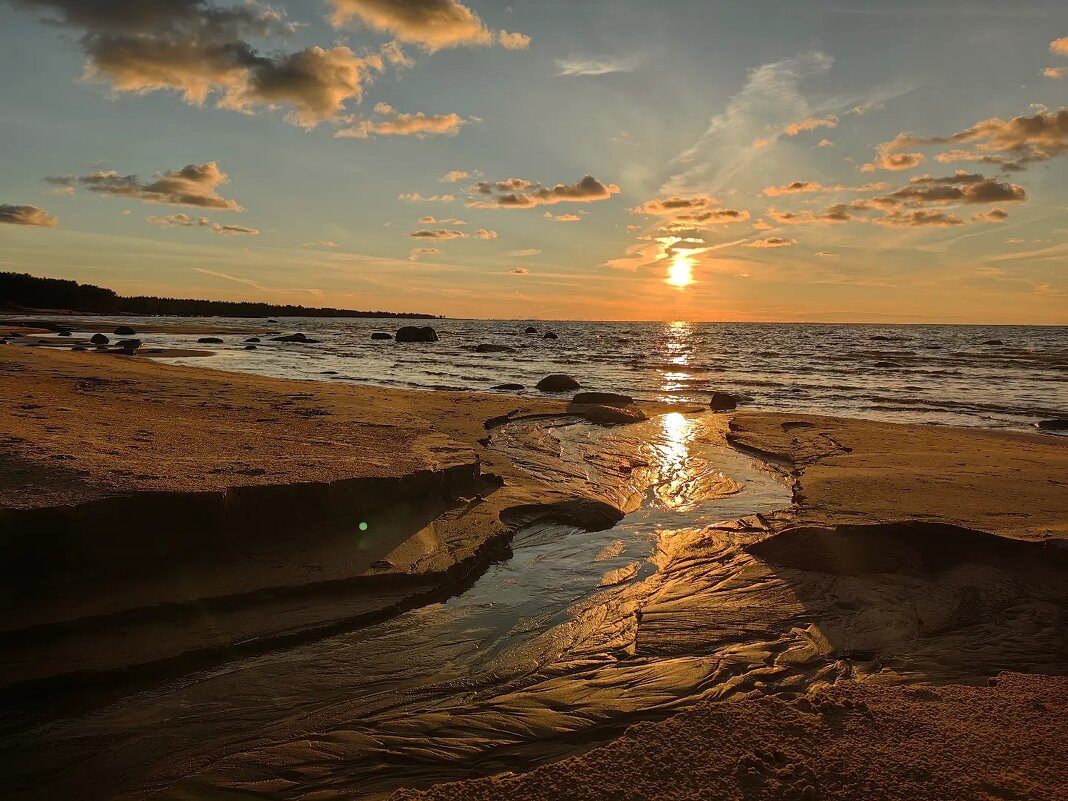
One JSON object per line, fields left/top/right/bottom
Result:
{"left": 555, "top": 56, "right": 637, "bottom": 77}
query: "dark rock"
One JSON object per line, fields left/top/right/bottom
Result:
{"left": 198, "top": 337, "right": 224, "bottom": 344}
{"left": 572, "top": 391, "right": 633, "bottom": 407}
{"left": 266, "top": 318, "right": 278, "bottom": 323}
{"left": 58, "top": 330, "right": 71, "bottom": 337}
{"left": 321, "top": 370, "right": 339, "bottom": 375}
{"left": 475, "top": 343, "right": 515, "bottom": 353}
{"left": 245, "top": 337, "right": 261, "bottom": 343}
{"left": 524, "top": 326, "right": 538, "bottom": 334}
{"left": 370, "top": 332, "right": 393, "bottom": 340}
{"left": 114, "top": 326, "right": 136, "bottom": 336}
{"left": 396, "top": 325, "right": 439, "bottom": 343}
{"left": 71, "top": 345, "right": 86, "bottom": 352}
{"left": 90, "top": 333, "right": 109, "bottom": 345}
{"left": 243, "top": 344, "right": 257, "bottom": 350}
{"left": 543, "top": 331, "right": 559, "bottom": 340}
{"left": 1036, "top": 419, "right": 1068, "bottom": 431}
{"left": 983, "top": 339, "right": 1005, "bottom": 346}
{"left": 271, "top": 333, "right": 320, "bottom": 343}
{"left": 709, "top": 391, "right": 739, "bottom": 411}
{"left": 573, "top": 404, "right": 647, "bottom": 425}
{"left": 115, "top": 339, "right": 142, "bottom": 350}
{"left": 536, "top": 374, "right": 581, "bottom": 392}
{"left": 492, "top": 383, "right": 524, "bottom": 390}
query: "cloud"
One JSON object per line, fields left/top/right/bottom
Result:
{"left": 973, "top": 207, "right": 1009, "bottom": 222}
{"left": 768, "top": 204, "right": 853, "bottom": 224}
{"left": 745, "top": 237, "right": 797, "bottom": 248}
{"left": 419, "top": 216, "right": 465, "bottom": 224}
{"left": 506, "top": 248, "right": 541, "bottom": 257}
{"left": 409, "top": 228, "right": 466, "bottom": 239}
{"left": 630, "top": 196, "right": 718, "bottom": 215}
{"left": 336, "top": 102, "right": 468, "bottom": 138}
{"left": 784, "top": 115, "right": 838, "bottom": 136}
{"left": 815, "top": 138, "right": 835, "bottom": 148}
{"left": 544, "top": 211, "right": 585, "bottom": 222}
{"left": 303, "top": 240, "right": 339, "bottom": 248}
{"left": 879, "top": 173, "right": 1026, "bottom": 206}
{"left": 441, "top": 169, "right": 475, "bottom": 183}
{"left": 469, "top": 175, "right": 621, "bottom": 209}
{"left": 10, "top": 1, "right": 390, "bottom": 128}
{"left": 815, "top": 251, "right": 836, "bottom": 257}
{"left": 848, "top": 101, "right": 884, "bottom": 115}
{"left": 0, "top": 203, "right": 58, "bottom": 227}
{"left": 474, "top": 228, "right": 497, "bottom": 239}
{"left": 327, "top": 0, "right": 528, "bottom": 52}
{"left": 763, "top": 180, "right": 890, "bottom": 196}
{"left": 555, "top": 56, "right": 635, "bottom": 77}
{"left": 408, "top": 246, "right": 441, "bottom": 260}
{"left": 1051, "top": 37, "right": 1068, "bottom": 57}
{"left": 509, "top": 267, "right": 529, "bottom": 275}
{"left": 147, "top": 212, "right": 258, "bottom": 234}
{"left": 66, "top": 161, "right": 243, "bottom": 210}
{"left": 861, "top": 138, "right": 927, "bottom": 172}
{"left": 874, "top": 209, "right": 965, "bottom": 227}
{"left": 1043, "top": 67, "right": 1068, "bottom": 79}
{"left": 398, "top": 192, "right": 455, "bottom": 202}
{"left": 752, "top": 138, "right": 770, "bottom": 149}
{"left": 863, "top": 108, "right": 1068, "bottom": 173}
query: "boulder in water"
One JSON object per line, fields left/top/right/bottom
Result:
{"left": 492, "top": 383, "right": 524, "bottom": 390}
{"left": 115, "top": 338, "right": 142, "bottom": 350}
{"left": 245, "top": 337, "right": 261, "bottom": 343}
{"left": 983, "top": 339, "right": 1005, "bottom": 346}
{"left": 396, "top": 326, "right": 439, "bottom": 343}
{"left": 114, "top": 326, "right": 136, "bottom": 336}
{"left": 536, "top": 374, "right": 581, "bottom": 392}
{"left": 709, "top": 391, "right": 738, "bottom": 411}
{"left": 543, "top": 331, "right": 559, "bottom": 340}
{"left": 271, "top": 332, "right": 320, "bottom": 343}
{"left": 572, "top": 391, "right": 633, "bottom": 407}
{"left": 243, "top": 344, "right": 257, "bottom": 350}
{"left": 58, "top": 330, "right": 71, "bottom": 337}
{"left": 90, "top": 333, "right": 109, "bottom": 345}
{"left": 70, "top": 345, "right": 86, "bottom": 352}
{"left": 198, "top": 337, "right": 224, "bottom": 344}
{"left": 524, "top": 326, "right": 538, "bottom": 334}
{"left": 1036, "top": 419, "right": 1068, "bottom": 431}
{"left": 475, "top": 343, "right": 515, "bottom": 353}
{"left": 370, "top": 332, "right": 393, "bottom": 340}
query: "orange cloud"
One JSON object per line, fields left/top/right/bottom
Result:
{"left": 744, "top": 237, "right": 797, "bottom": 248}
{"left": 399, "top": 192, "right": 455, "bottom": 202}
{"left": 874, "top": 209, "right": 965, "bottom": 227}
{"left": 784, "top": 115, "right": 838, "bottom": 136}
{"left": 0, "top": 203, "right": 57, "bottom": 227}
{"left": 328, "top": 0, "right": 528, "bottom": 52}
{"left": 1051, "top": 37, "right": 1068, "bottom": 57}
{"left": 972, "top": 208, "right": 1009, "bottom": 223}
{"left": 409, "top": 228, "right": 467, "bottom": 239}
{"left": 768, "top": 204, "right": 853, "bottom": 225}
{"left": 336, "top": 103, "right": 468, "bottom": 138}
{"left": 469, "top": 175, "right": 620, "bottom": 209}
{"left": 73, "top": 162, "right": 243, "bottom": 210}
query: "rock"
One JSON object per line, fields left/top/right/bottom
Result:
{"left": 575, "top": 404, "right": 647, "bottom": 425}
{"left": 321, "top": 370, "right": 339, "bottom": 375}
{"left": 475, "top": 343, "right": 515, "bottom": 353}
{"left": 1036, "top": 419, "right": 1068, "bottom": 431}
{"left": 70, "top": 345, "right": 86, "bottom": 352}
{"left": 115, "top": 339, "right": 142, "bottom": 350}
{"left": 90, "top": 333, "right": 109, "bottom": 345}
{"left": 543, "top": 331, "right": 559, "bottom": 340}
{"left": 58, "top": 330, "right": 71, "bottom": 337}
{"left": 370, "top": 332, "right": 393, "bottom": 340}
{"left": 492, "top": 383, "right": 524, "bottom": 390}
{"left": 266, "top": 318, "right": 278, "bottom": 323}
{"left": 983, "top": 339, "right": 1005, "bottom": 346}
{"left": 270, "top": 332, "right": 320, "bottom": 343}
{"left": 245, "top": 337, "right": 261, "bottom": 343}
{"left": 874, "top": 360, "right": 899, "bottom": 368}
{"left": 572, "top": 391, "right": 634, "bottom": 407}
{"left": 114, "top": 326, "right": 136, "bottom": 336}
{"left": 709, "top": 391, "right": 739, "bottom": 411}
{"left": 536, "top": 374, "right": 581, "bottom": 392}
{"left": 198, "top": 337, "right": 224, "bottom": 344}
{"left": 243, "top": 344, "right": 257, "bottom": 350}
{"left": 396, "top": 325, "right": 439, "bottom": 343}
{"left": 524, "top": 326, "right": 538, "bottom": 334}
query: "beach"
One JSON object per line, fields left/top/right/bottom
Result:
{"left": 1, "top": 332, "right": 1066, "bottom": 800}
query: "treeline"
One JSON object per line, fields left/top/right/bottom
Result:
{"left": 0, "top": 273, "right": 439, "bottom": 319}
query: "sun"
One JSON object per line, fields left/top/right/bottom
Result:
{"left": 666, "top": 253, "right": 695, "bottom": 288}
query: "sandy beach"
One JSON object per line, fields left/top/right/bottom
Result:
{"left": 0, "top": 342, "right": 1065, "bottom": 799}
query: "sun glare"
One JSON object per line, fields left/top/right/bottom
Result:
{"left": 666, "top": 254, "right": 695, "bottom": 288}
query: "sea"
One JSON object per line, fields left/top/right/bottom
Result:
{"left": 11, "top": 316, "right": 1068, "bottom": 430}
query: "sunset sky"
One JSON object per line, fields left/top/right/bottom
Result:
{"left": 1, "top": 0, "right": 1067, "bottom": 323}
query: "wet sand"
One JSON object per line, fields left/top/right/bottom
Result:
{"left": 1, "top": 347, "right": 1066, "bottom": 799}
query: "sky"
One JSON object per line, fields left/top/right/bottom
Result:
{"left": 1, "top": 0, "right": 1067, "bottom": 323}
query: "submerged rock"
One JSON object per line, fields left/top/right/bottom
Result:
{"left": 492, "top": 383, "right": 524, "bottom": 390}
{"left": 543, "top": 331, "right": 559, "bottom": 340}
{"left": 243, "top": 344, "right": 257, "bottom": 350}
{"left": 58, "top": 330, "right": 71, "bottom": 337}
{"left": 245, "top": 337, "right": 261, "bottom": 343}
{"left": 573, "top": 391, "right": 633, "bottom": 407}
{"left": 475, "top": 343, "right": 515, "bottom": 353}
{"left": 115, "top": 339, "right": 142, "bottom": 350}
{"left": 709, "top": 391, "right": 739, "bottom": 411}
{"left": 524, "top": 326, "right": 538, "bottom": 334}
{"left": 114, "top": 326, "right": 136, "bottom": 336}
{"left": 198, "top": 337, "right": 224, "bottom": 344}
{"left": 271, "top": 332, "right": 320, "bottom": 343}
{"left": 89, "top": 333, "right": 109, "bottom": 345}
{"left": 536, "top": 374, "right": 581, "bottom": 392}
{"left": 1036, "top": 419, "right": 1068, "bottom": 431}
{"left": 983, "top": 339, "right": 1005, "bottom": 346}
{"left": 370, "top": 332, "right": 393, "bottom": 340}
{"left": 70, "top": 345, "right": 86, "bottom": 352}
{"left": 576, "top": 404, "right": 647, "bottom": 425}
{"left": 396, "top": 325, "right": 439, "bottom": 343}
